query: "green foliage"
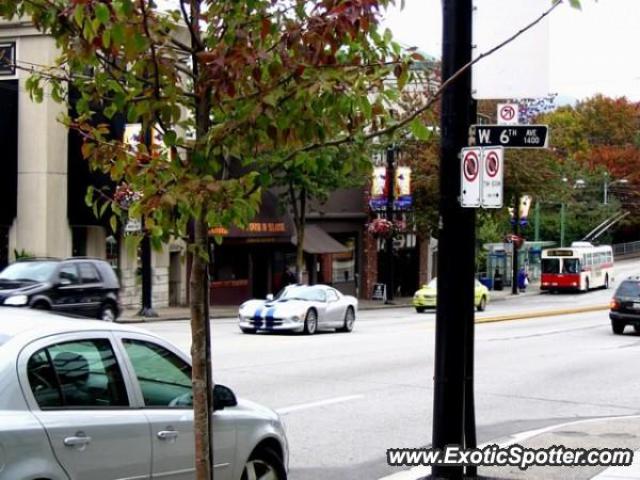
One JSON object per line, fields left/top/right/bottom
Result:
{"left": 1, "top": 0, "right": 411, "bottom": 257}
{"left": 13, "top": 249, "right": 35, "bottom": 260}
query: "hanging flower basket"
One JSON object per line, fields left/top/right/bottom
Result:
{"left": 114, "top": 183, "right": 143, "bottom": 209}
{"left": 367, "top": 218, "right": 395, "bottom": 239}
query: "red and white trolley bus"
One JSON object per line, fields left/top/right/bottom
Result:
{"left": 541, "top": 242, "right": 613, "bottom": 292}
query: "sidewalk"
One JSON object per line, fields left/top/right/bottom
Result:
{"left": 117, "top": 285, "right": 540, "bottom": 323}
{"left": 381, "top": 415, "right": 640, "bottom": 480}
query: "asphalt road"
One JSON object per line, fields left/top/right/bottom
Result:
{"left": 143, "top": 259, "right": 640, "bottom": 480}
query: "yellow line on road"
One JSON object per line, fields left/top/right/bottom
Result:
{"left": 476, "top": 304, "right": 609, "bottom": 324}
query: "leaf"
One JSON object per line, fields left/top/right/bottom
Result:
{"left": 110, "top": 215, "right": 118, "bottom": 233}
{"left": 410, "top": 118, "right": 431, "bottom": 141}
{"left": 95, "top": 3, "right": 110, "bottom": 24}
{"left": 567, "top": 0, "right": 581, "bottom": 9}
{"left": 84, "top": 185, "right": 94, "bottom": 207}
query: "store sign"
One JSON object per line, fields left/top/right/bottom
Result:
{"left": 0, "top": 43, "right": 16, "bottom": 76}
{"left": 372, "top": 283, "right": 387, "bottom": 301}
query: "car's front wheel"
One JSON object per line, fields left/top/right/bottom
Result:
{"left": 612, "top": 320, "right": 625, "bottom": 335}
{"left": 477, "top": 296, "right": 487, "bottom": 312}
{"left": 303, "top": 309, "right": 318, "bottom": 335}
{"left": 99, "top": 304, "right": 117, "bottom": 322}
{"left": 338, "top": 307, "right": 355, "bottom": 333}
{"left": 242, "top": 448, "right": 287, "bottom": 480}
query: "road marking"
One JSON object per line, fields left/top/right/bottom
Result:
{"left": 476, "top": 304, "right": 609, "bottom": 324}
{"left": 276, "top": 395, "right": 364, "bottom": 415}
{"left": 377, "top": 415, "right": 640, "bottom": 480}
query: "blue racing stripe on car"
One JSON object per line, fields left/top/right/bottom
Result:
{"left": 253, "top": 308, "right": 263, "bottom": 328}
{"left": 265, "top": 307, "right": 276, "bottom": 328}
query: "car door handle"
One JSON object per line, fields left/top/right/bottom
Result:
{"left": 64, "top": 435, "right": 92, "bottom": 447}
{"left": 157, "top": 430, "right": 179, "bottom": 440}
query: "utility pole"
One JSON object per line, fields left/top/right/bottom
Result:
{"left": 511, "top": 195, "right": 519, "bottom": 295}
{"left": 432, "top": 1, "right": 476, "bottom": 478}
{"left": 138, "top": 127, "right": 157, "bottom": 317}
{"left": 385, "top": 146, "right": 396, "bottom": 303}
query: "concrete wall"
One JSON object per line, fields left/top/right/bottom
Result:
{"left": 4, "top": 30, "right": 71, "bottom": 258}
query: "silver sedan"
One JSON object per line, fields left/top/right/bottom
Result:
{"left": 238, "top": 284, "right": 358, "bottom": 334}
{"left": 0, "top": 308, "right": 288, "bottom": 480}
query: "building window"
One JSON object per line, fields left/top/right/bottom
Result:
{"left": 332, "top": 235, "right": 356, "bottom": 284}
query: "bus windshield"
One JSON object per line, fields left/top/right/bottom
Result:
{"left": 562, "top": 259, "right": 580, "bottom": 274}
{"left": 541, "top": 259, "right": 560, "bottom": 274}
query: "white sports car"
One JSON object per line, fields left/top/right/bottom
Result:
{"left": 238, "top": 284, "right": 358, "bottom": 334}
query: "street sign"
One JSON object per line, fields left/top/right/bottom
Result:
{"left": 481, "top": 146, "right": 504, "bottom": 208}
{"left": 125, "top": 218, "right": 142, "bottom": 233}
{"left": 460, "top": 147, "right": 482, "bottom": 207}
{"left": 472, "top": 124, "right": 548, "bottom": 148}
{"left": 497, "top": 103, "right": 519, "bottom": 125}
{"left": 472, "top": 0, "right": 550, "bottom": 99}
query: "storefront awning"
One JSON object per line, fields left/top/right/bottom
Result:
{"left": 292, "top": 225, "right": 350, "bottom": 254}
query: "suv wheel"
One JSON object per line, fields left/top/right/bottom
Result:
{"left": 99, "top": 304, "right": 117, "bottom": 322}
{"left": 612, "top": 320, "right": 625, "bottom": 335}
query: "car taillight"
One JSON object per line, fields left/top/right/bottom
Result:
{"left": 610, "top": 299, "right": 620, "bottom": 311}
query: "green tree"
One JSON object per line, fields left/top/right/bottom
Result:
{"left": 0, "top": 1, "right": 415, "bottom": 477}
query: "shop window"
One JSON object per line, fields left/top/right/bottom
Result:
{"left": 212, "top": 246, "right": 249, "bottom": 282}
{"left": 332, "top": 235, "right": 356, "bottom": 284}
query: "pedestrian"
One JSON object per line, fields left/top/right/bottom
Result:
{"left": 493, "top": 268, "right": 503, "bottom": 291}
{"left": 517, "top": 267, "right": 528, "bottom": 292}
{"left": 284, "top": 266, "right": 297, "bottom": 286}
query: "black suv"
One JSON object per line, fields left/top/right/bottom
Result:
{"left": 609, "top": 276, "right": 640, "bottom": 334}
{"left": 0, "top": 258, "right": 121, "bottom": 321}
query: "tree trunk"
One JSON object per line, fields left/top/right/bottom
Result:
{"left": 190, "top": 213, "right": 214, "bottom": 480}
{"left": 295, "top": 190, "right": 307, "bottom": 283}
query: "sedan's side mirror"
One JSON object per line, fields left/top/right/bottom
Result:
{"left": 266, "top": 294, "right": 274, "bottom": 301}
{"left": 213, "top": 384, "right": 237, "bottom": 411}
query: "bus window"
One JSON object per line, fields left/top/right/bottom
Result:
{"left": 563, "top": 259, "right": 580, "bottom": 274}
{"left": 542, "top": 259, "right": 560, "bottom": 274}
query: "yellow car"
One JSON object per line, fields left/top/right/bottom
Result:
{"left": 413, "top": 278, "right": 489, "bottom": 313}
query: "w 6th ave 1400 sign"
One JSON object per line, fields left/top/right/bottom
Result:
{"left": 473, "top": 124, "right": 549, "bottom": 148}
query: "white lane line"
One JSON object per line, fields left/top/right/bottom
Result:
{"left": 276, "top": 395, "right": 364, "bottom": 415}
{"left": 593, "top": 451, "right": 640, "bottom": 479}
{"left": 498, "top": 414, "right": 640, "bottom": 447}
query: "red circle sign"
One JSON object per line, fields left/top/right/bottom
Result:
{"left": 499, "top": 105, "right": 516, "bottom": 121}
{"left": 485, "top": 151, "right": 500, "bottom": 178}
{"left": 463, "top": 151, "right": 479, "bottom": 182}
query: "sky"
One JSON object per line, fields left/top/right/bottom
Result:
{"left": 381, "top": 0, "right": 640, "bottom": 102}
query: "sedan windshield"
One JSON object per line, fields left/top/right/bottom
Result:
{"left": 278, "top": 286, "right": 327, "bottom": 302}
{"left": 0, "top": 262, "right": 57, "bottom": 282}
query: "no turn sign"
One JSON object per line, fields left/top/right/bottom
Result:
{"left": 497, "top": 103, "right": 519, "bottom": 125}
{"left": 461, "top": 147, "right": 482, "bottom": 207}
{"left": 481, "top": 146, "right": 504, "bottom": 208}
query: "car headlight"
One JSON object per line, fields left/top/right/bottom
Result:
{"left": 4, "top": 295, "right": 28, "bottom": 306}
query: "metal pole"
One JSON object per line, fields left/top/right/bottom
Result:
{"left": 385, "top": 146, "right": 396, "bottom": 303}
{"left": 534, "top": 201, "right": 540, "bottom": 242}
{"left": 560, "top": 203, "right": 566, "bottom": 247}
{"left": 138, "top": 126, "right": 157, "bottom": 318}
{"left": 432, "top": 0, "right": 475, "bottom": 478}
{"left": 512, "top": 195, "right": 519, "bottom": 295}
